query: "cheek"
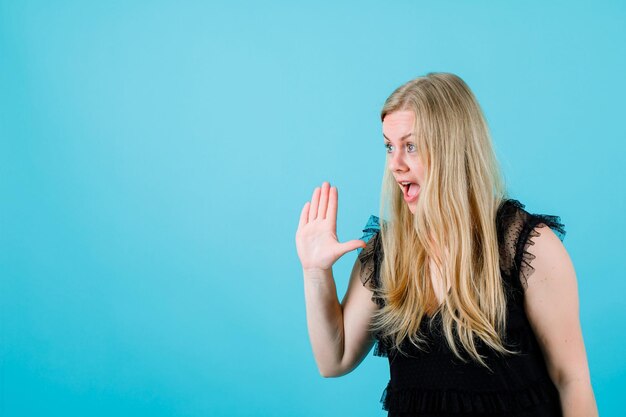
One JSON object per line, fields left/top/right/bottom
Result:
{"left": 415, "top": 158, "right": 427, "bottom": 177}
{"left": 408, "top": 158, "right": 423, "bottom": 174}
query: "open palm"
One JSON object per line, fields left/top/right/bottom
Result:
{"left": 295, "top": 182, "right": 367, "bottom": 272}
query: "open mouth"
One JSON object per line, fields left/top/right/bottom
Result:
{"left": 401, "top": 182, "right": 420, "bottom": 200}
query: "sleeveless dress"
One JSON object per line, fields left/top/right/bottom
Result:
{"left": 355, "top": 198, "right": 566, "bottom": 417}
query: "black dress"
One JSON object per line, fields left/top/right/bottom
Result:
{"left": 355, "top": 198, "right": 566, "bottom": 417}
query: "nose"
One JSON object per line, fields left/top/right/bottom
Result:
{"left": 387, "top": 149, "right": 408, "bottom": 173}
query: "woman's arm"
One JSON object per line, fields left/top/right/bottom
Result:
{"left": 303, "top": 259, "right": 378, "bottom": 377}
{"left": 523, "top": 224, "right": 598, "bottom": 417}
{"left": 296, "top": 182, "right": 377, "bottom": 377}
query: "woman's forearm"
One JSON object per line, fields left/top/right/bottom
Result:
{"left": 302, "top": 268, "right": 345, "bottom": 377}
{"left": 558, "top": 380, "right": 598, "bottom": 417}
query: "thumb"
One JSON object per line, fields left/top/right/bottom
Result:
{"left": 339, "top": 239, "right": 367, "bottom": 255}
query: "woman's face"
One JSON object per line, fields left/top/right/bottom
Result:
{"left": 382, "top": 110, "right": 425, "bottom": 213}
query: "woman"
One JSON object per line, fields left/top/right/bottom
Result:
{"left": 295, "top": 72, "right": 598, "bottom": 416}
{"left": 296, "top": 73, "right": 597, "bottom": 416}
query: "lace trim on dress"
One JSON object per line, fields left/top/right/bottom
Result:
{"left": 507, "top": 200, "right": 567, "bottom": 290}
{"left": 357, "top": 215, "right": 380, "bottom": 255}
{"left": 379, "top": 377, "right": 561, "bottom": 413}
{"left": 356, "top": 215, "right": 384, "bottom": 308}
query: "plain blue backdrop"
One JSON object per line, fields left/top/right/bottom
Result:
{"left": 1, "top": 1, "right": 624, "bottom": 416}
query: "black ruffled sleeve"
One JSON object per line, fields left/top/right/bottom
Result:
{"left": 356, "top": 215, "right": 385, "bottom": 309}
{"left": 509, "top": 200, "right": 567, "bottom": 290}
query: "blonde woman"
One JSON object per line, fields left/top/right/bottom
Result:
{"left": 295, "top": 73, "right": 598, "bottom": 416}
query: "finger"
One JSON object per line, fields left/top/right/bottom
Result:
{"left": 327, "top": 186, "right": 338, "bottom": 229}
{"left": 339, "top": 240, "right": 368, "bottom": 255}
{"left": 298, "top": 201, "right": 310, "bottom": 229}
{"left": 308, "top": 186, "right": 321, "bottom": 220}
{"left": 318, "top": 182, "right": 330, "bottom": 219}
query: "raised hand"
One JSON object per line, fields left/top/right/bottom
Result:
{"left": 295, "top": 182, "right": 367, "bottom": 272}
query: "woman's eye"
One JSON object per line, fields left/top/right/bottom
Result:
{"left": 385, "top": 143, "right": 416, "bottom": 153}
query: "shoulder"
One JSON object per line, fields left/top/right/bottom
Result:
{"left": 524, "top": 222, "right": 574, "bottom": 289}
{"left": 513, "top": 200, "right": 567, "bottom": 288}
{"left": 496, "top": 198, "right": 567, "bottom": 288}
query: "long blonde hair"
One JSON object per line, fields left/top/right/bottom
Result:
{"left": 372, "top": 72, "right": 515, "bottom": 368}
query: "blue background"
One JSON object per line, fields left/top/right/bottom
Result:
{"left": 1, "top": 1, "right": 624, "bottom": 416}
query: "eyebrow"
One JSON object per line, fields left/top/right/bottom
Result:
{"left": 383, "top": 133, "right": 413, "bottom": 142}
